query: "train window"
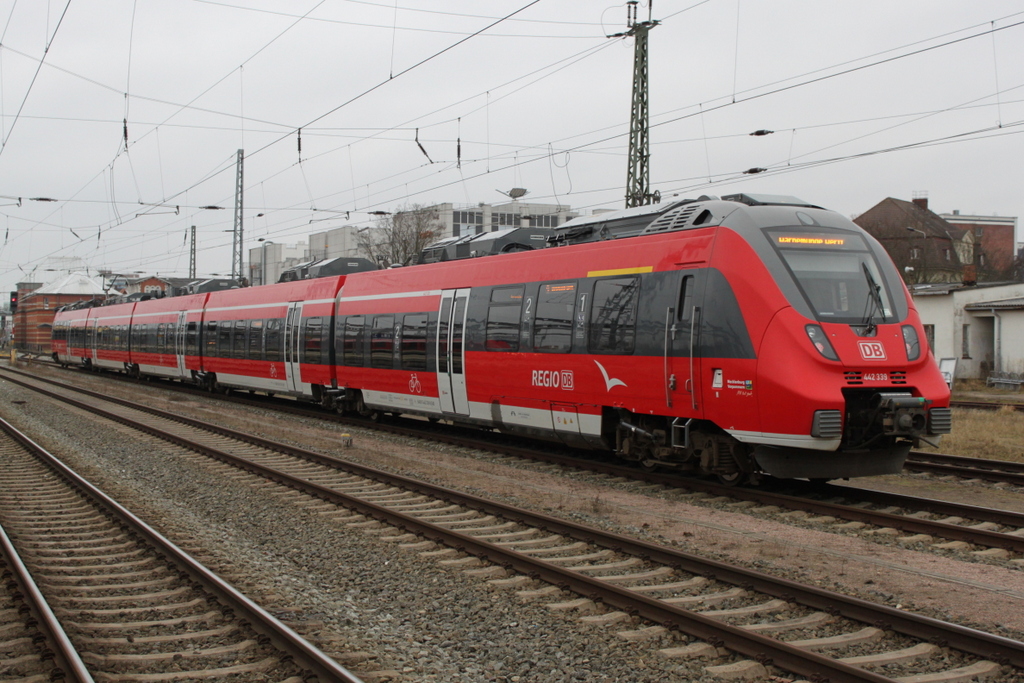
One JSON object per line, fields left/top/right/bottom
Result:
{"left": 217, "top": 321, "right": 232, "bottom": 357}
{"left": 303, "top": 317, "right": 323, "bottom": 365}
{"left": 678, "top": 275, "right": 695, "bottom": 322}
{"left": 486, "top": 286, "right": 523, "bottom": 352}
{"left": 186, "top": 322, "right": 198, "bottom": 355}
{"left": 248, "top": 320, "right": 264, "bottom": 361}
{"left": 437, "top": 300, "right": 451, "bottom": 373}
{"left": 157, "top": 324, "right": 167, "bottom": 354}
{"left": 343, "top": 316, "right": 365, "bottom": 366}
{"left": 204, "top": 321, "right": 218, "bottom": 356}
{"left": 451, "top": 299, "right": 466, "bottom": 373}
{"left": 533, "top": 281, "right": 576, "bottom": 353}
{"left": 231, "top": 320, "right": 247, "bottom": 359}
{"left": 589, "top": 277, "right": 639, "bottom": 354}
{"left": 401, "top": 313, "right": 428, "bottom": 370}
{"left": 370, "top": 315, "right": 394, "bottom": 369}
{"left": 147, "top": 324, "right": 158, "bottom": 354}
{"left": 265, "top": 318, "right": 283, "bottom": 362}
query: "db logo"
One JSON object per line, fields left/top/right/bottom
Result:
{"left": 858, "top": 341, "right": 887, "bottom": 361}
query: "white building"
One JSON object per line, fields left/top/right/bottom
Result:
{"left": 309, "top": 224, "right": 362, "bottom": 260}
{"left": 912, "top": 282, "right": 1024, "bottom": 380}
{"left": 247, "top": 241, "right": 308, "bottom": 286}
{"left": 424, "top": 201, "right": 578, "bottom": 240}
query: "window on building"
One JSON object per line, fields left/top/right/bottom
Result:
{"left": 961, "top": 323, "right": 971, "bottom": 359}
{"left": 976, "top": 227, "right": 984, "bottom": 236}
{"left": 589, "top": 277, "right": 639, "bottom": 354}
{"left": 533, "top": 282, "right": 575, "bottom": 352}
{"left": 528, "top": 214, "right": 560, "bottom": 228}
{"left": 944, "top": 249, "right": 952, "bottom": 261}
{"left": 910, "top": 248, "right": 921, "bottom": 260}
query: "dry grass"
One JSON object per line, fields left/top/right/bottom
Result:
{"left": 918, "top": 405, "right": 1024, "bottom": 462}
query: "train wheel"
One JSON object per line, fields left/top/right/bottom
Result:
{"left": 639, "top": 458, "right": 661, "bottom": 473}
{"left": 717, "top": 471, "right": 745, "bottom": 486}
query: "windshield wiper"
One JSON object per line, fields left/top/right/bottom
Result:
{"left": 860, "top": 262, "right": 885, "bottom": 334}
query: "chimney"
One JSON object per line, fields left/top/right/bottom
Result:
{"left": 911, "top": 190, "right": 928, "bottom": 211}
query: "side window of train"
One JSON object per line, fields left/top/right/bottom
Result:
{"left": 248, "top": 320, "right": 264, "bottom": 361}
{"left": 533, "top": 281, "right": 576, "bottom": 353}
{"left": 370, "top": 315, "right": 394, "bottom": 369}
{"left": 217, "top": 321, "right": 232, "bottom": 358}
{"left": 401, "top": 313, "right": 428, "bottom": 370}
{"left": 678, "top": 274, "right": 695, "bottom": 323}
{"left": 303, "top": 316, "right": 323, "bottom": 365}
{"left": 343, "top": 316, "right": 365, "bottom": 366}
{"left": 205, "top": 321, "right": 218, "bottom": 356}
{"left": 486, "top": 286, "right": 523, "bottom": 352}
{"left": 265, "top": 318, "right": 283, "bottom": 362}
{"left": 157, "top": 323, "right": 167, "bottom": 353}
{"left": 232, "top": 320, "right": 247, "bottom": 359}
{"left": 186, "top": 322, "right": 198, "bottom": 355}
{"left": 589, "top": 276, "right": 639, "bottom": 354}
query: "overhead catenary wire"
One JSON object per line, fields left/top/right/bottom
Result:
{"left": 0, "top": 0, "right": 73, "bottom": 160}
{"left": 8, "top": 5, "right": 1024, "bottom": 282}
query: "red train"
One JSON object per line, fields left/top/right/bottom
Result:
{"left": 52, "top": 193, "right": 951, "bottom": 483}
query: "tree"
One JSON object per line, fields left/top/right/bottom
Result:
{"left": 357, "top": 204, "right": 443, "bottom": 267}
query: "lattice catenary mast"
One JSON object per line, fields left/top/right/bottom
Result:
{"left": 622, "top": 1, "right": 659, "bottom": 208}
{"left": 230, "top": 149, "right": 244, "bottom": 281}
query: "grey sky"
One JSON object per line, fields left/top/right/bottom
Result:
{"left": 2, "top": 0, "right": 1023, "bottom": 293}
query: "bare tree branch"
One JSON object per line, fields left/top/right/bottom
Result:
{"left": 357, "top": 204, "right": 443, "bottom": 267}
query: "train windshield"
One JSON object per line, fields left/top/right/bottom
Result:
{"left": 766, "top": 229, "right": 895, "bottom": 325}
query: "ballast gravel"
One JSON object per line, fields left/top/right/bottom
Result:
{"left": 3, "top": 365, "right": 1024, "bottom": 683}
{"left": 0, "top": 377, "right": 717, "bottom": 682}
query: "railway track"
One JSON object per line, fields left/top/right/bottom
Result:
{"left": 34, "top": 358, "right": 1024, "bottom": 487}
{"left": 3, "top": 365, "right": 1023, "bottom": 681}
{"left": 0, "top": 414, "right": 362, "bottom": 682}
{"left": 950, "top": 400, "right": 1024, "bottom": 413}
{"left": 905, "top": 451, "right": 1024, "bottom": 487}
{"left": 7, "top": 363, "right": 1024, "bottom": 563}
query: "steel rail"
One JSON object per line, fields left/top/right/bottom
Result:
{"left": 0, "top": 414, "right": 365, "bottom": 683}
{"left": 908, "top": 451, "right": 1024, "bottom": 476}
{"left": 9, "top": 371, "right": 1024, "bottom": 678}
{"left": 0, "top": 518, "right": 95, "bottom": 683}
{"left": 6, "top": 365, "right": 1024, "bottom": 554}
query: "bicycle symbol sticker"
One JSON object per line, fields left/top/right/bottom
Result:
{"left": 409, "top": 373, "right": 422, "bottom": 394}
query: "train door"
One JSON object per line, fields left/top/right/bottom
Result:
{"left": 283, "top": 303, "right": 304, "bottom": 393}
{"left": 86, "top": 318, "right": 98, "bottom": 364}
{"left": 665, "top": 271, "right": 705, "bottom": 415}
{"left": 436, "top": 288, "right": 470, "bottom": 416}
{"left": 174, "top": 311, "right": 188, "bottom": 377}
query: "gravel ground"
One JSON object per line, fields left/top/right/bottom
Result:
{"left": 3, "top": 364, "right": 1024, "bottom": 683}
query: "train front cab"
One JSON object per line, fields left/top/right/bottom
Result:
{"left": 743, "top": 219, "right": 952, "bottom": 480}
{"left": 52, "top": 306, "right": 95, "bottom": 367}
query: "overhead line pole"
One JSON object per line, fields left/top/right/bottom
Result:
{"left": 231, "top": 149, "right": 244, "bottom": 281}
{"left": 621, "top": 1, "right": 659, "bottom": 208}
{"left": 189, "top": 225, "right": 196, "bottom": 280}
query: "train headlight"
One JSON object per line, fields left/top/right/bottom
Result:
{"left": 902, "top": 325, "right": 921, "bottom": 361}
{"left": 805, "top": 324, "right": 839, "bottom": 361}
